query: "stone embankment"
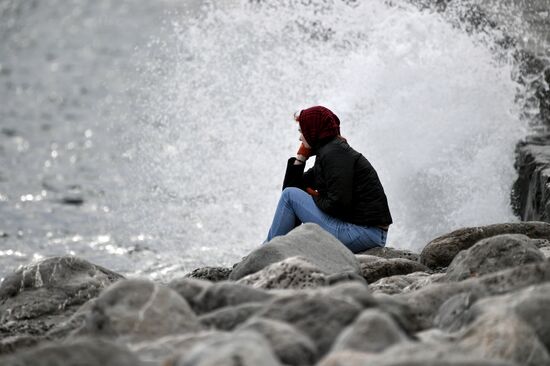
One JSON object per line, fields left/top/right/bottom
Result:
{"left": 1, "top": 222, "right": 550, "bottom": 366}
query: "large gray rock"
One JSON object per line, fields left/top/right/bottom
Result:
{"left": 82, "top": 279, "right": 202, "bottom": 340}
{"left": 46, "top": 298, "right": 97, "bottom": 339}
{"left": 356, "top": 255, "right": 429, "bottom": 284}
{"left": 167, "top": 277, "right": 213, "bottom": 313}
{"left": 513, "top": 136, "right": 550, "bottom": 222}
{"left": 319, "top": 344, "right": 518, "bottom": 366}
{"left": 399, "top": 260, "right": 550, "bottom": 331}
{"left": 443, "top": 234, "right": 545, "bottom": 281}
{"left": 454, "top": 283, "right": 550, "bottom": 353}
{"left": 331, "top": 308, "right": 411, "bottom": 353}
{"left": 475, "top": 260, "right": 550, "bottom": 295}
{"left": 0, "top": 335, "right": 43, "bottom": 355}
{"left": 256, "top": 291, "right": 363, "bottom": 357}
{"left": 130, "top": 331, "right": 223, "bottom": 364}
{"left": 458, "top": 311, "right": 550, "bottom": 366}
{"left": 229, "top": 224, "right": 361, "bottom": 280}
{"left": 0, "top": 256, "right": 123, "bottom": 338}
{"left": 369, "top": 272, "right": 442, "bottom": 295}
{"left": 193, "top": 281, "right": 274, "bottom": 314}
{"left": 237, "top": 256, "right": 330, "bottom": 289}
{"left": 0, "top": 338, "right": 144, "bottom": 366}
{"left": 357, "top": 246, "right": 420, "bottom": 261}
{"left": 237, "top": 318, "right": 317, "bottom": 366}
{"left": 168, "top": 331, "right": 282, "bottom": 366}
{"left": 369, "top": 341, "right": 521, "bottom": 365}
{"left": 185, "top": 267, "right": 232, "bottom": 282}
{"left": 433, "top": 283, "right": 550, "bottom": 365}
{"left": 199, "top": 303, "right": 264, "bottom": 331}
{"left": 312, "top": 281, "right": 376, "bottom": 309}
{"left": 420, "top": 222, "right": 550, "bottom": 269}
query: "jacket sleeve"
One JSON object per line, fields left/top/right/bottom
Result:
{"left": 282, "top": 158, "right": 305, "bottom": 190}
{"left": 313, "top": 150, "right": 355, "bottom": 216}
{"left": 282, "top": 158, "right": 315, "bottom": 191}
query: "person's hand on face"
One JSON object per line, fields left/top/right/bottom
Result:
{"left": 294, "top": 111, "right": 311, "bottom": 163}
{"left": 297, "top": 139, "right": 311, "bottom": 162}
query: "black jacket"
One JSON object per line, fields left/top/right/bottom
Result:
{"left": 282, "top": 137, "right": 393, "bottom": 227}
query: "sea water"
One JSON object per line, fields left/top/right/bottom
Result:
{"left": 0, "top": 0, "right": 547, "bottom": 280}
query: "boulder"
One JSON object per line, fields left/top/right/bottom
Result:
{"left": 475, "top": 260, "right": 550, "bottom": 295}
{"left": 356, "top": 255, "right": 429, "bottom": 283}
{"left": 0, "top": 335, "right": 43, "bottom": 355}
{"left": 369, "top": 272, "right": 442, "bottom": 295}
{"left": 434, "top": 291, "right": 483, "bottom": 332}
{"left": 81, "top": 279, "right": 202, "bottom": 340}
{"left": 443, "top": 234, "right": 545, "bottom": 281}
{"left": 513, "top": 136, "right": 550, "bottom": 222}
{"left": 0, "top": 338, "right": 144, "bottom": 366}
{"left": 237, "top": 256, "right": 329, "bottom": 289}
{"left": 419, "top": 222, "right": 550, "bottom": 269}
{"left": 229, "top": 224, "right": 361, "bottom": 280}
{"left": 357, "top": 246, "right": 420, "bottom": 261}
{"left": 455, "top": 283, "right": 550, "bottom": 352}
{"left": 537, "top": 239, "right": 550, "bottom": 258}
{"left": 458, "top": 311, "right": 550, "bottom": 366}
{"left": 193, "top": 282, "right": 273, "bottom": 314}
{"left": 331, "top": 308, "right": 411, "bottom": 353}
{"left": 256, "top": 291, "right": 363, "bottom": 356}
{"left": 185, "top": 267, "right": 232, "bottom": 282}
{"left": 312, "top": 281, "right": 376, "bottom": 308}
{"left": 237, "top": 317, "right": 317, "bottom": 366}
{"left": 167, "top": 277, "right": 213, "bottom": 313}
{"left": 46, "top": 298, "right": 96, "bottom": 339}
{"left": 167, "top": 331, "right": 282, "bottom": 366}
{"left": 320, "top": 343, "right": 519, "bottom": 366}
{"left": 396, "top": 281, "right": 485, "bottom": 331}
{"left": 0, "top": 256, "right": 123, "bottom": 338}
{"left": 399, "top": 260, "right": 550, "bottom": 331}
{"left": 130, "top": 331, "right": 223, "bottom": 364}
{"left": 199, "top": 303, "right": 264, "bottom": 331}
{"left": 317, "top": 350, "right": 377, "bottom": 366}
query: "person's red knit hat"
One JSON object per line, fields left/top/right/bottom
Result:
{"left": 297, "top": 106, "right": 341, "bottom": 148}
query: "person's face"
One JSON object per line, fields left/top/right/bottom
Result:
{"left": 295, "top": 111, "right": 311, "bottom": 149}
{"left": 299, "top": 130, "right": 311, "bottom": 149}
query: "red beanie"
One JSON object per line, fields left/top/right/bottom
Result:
{"left": 297, "top": 106, "right": 341, "bottom": 148}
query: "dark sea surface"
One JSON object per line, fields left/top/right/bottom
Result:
{"left": 0, "top": 0, "right": 548, "bottom": 281}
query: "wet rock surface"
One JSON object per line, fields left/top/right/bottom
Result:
{"left": 420, "top": 222, "right": 550, "bottom": 269}
{"left": 0, "top": 256, "right": 123, "bottom": 340}
{"left": 443, "top": 234, "right": 545, "bottom": 281}
{"left": 80, "top": 279, "right": 203, "bottom": 340}
{"left": 199, "top": 302, "right": 264, "bottom": 331}
{"left": 167, "top": 331, "right": 282, "bottom": 366}
{"left": 1, "top": 224, "right": 549, "bottom": 365}
{"left": 236, "top": 317, "right": 318, "bottom": 366}
{"left": 358, "top": 246, "right": 420, "bottom": 261}
{"left": 357, "top": 255, "right": 429, "bottom": 283}
{"left": 0, "top": 338, "right": 145, "bottom": 366}
{"left": 229, "top": 223, "right": 361, "bottom": 280}
{"left": 331, "top": 308, "right": 412, "bottom": 353}
{"left": 237, "top": 256, "right": 330, "bottom": 289}
{"left": 185, "top": 266, "right": 232, "bottom": 282}
{"left": 513, "top": 134, "right": 550, "bottom": 222}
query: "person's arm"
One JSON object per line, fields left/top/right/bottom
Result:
{"left": 282, "top": 157, "right": 307, "bottom": 189}
{"left": 313, "top": 150, "right": 355, "bottom": 216}
{"left": 282, "top": 143, "right": 314, "bottom": 190}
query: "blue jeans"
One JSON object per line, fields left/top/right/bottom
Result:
{"left": 266, "top": 187, "right": 387, "bottom": 253}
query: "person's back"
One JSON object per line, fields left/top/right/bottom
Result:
{"left": 315, "top": 138, "right": 392, "bottom": 227}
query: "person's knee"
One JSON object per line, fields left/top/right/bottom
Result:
{"left": 282, "top": 187, "right": 302, "bottom": 200}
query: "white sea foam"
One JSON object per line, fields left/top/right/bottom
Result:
{"left": 124, "top": 0, "right": 530, "bottom": 255}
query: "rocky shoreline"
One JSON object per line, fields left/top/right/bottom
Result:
{"left": 1, "top": 222, "right": 550, "bottom": 365}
